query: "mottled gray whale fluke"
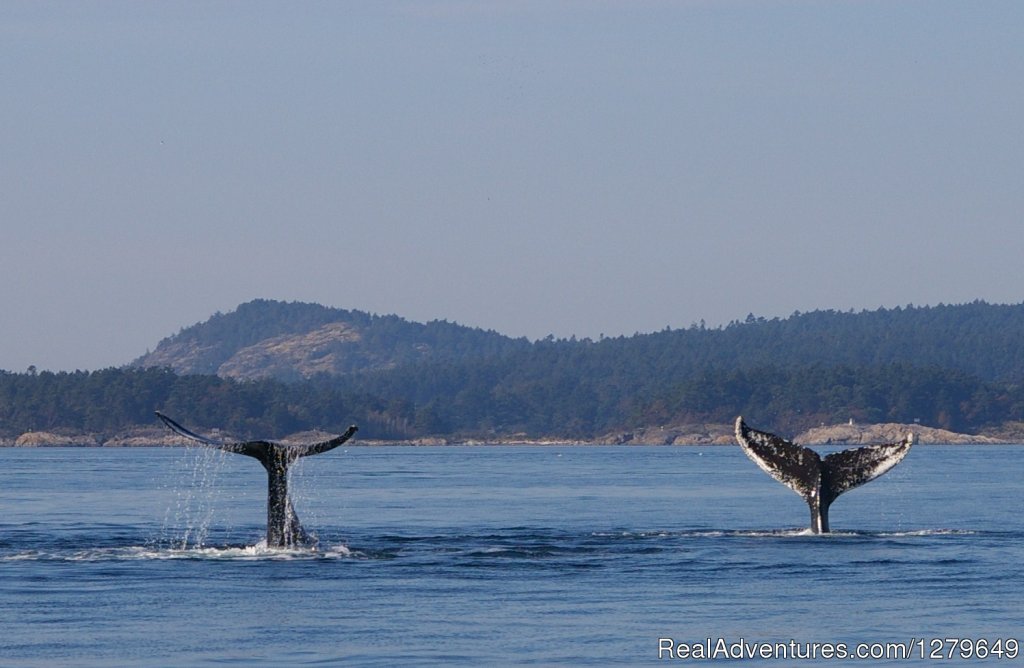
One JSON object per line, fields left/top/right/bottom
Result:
{"left": 734, "top": 416, "right": 913, "bottom": 533}
{"left": 156, "top": 411, "right": 358, "bottom": 547}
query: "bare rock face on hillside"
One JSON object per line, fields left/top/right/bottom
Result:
{"left": 136, "top": 339, "right": 221, "bottom": 376}
{"left": 216, "top": 322, "right": 364, "bottom": 380}
{"left": 132, "top": 299, "right": 527, "bottom": 382}
{"left": 135, "top": 319, "right": 385, "bottom": 380}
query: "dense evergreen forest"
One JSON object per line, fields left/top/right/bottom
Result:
{"left": 3, "top": 300, "right": 1024, "bottom": 440}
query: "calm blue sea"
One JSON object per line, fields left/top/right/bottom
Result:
{"left": 1, "top": 444, "right": 1022, "bottom": 666}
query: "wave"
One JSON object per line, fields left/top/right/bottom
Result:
{"left": 589, "top": 527, "right": 980, "bottom": 539}
{"left": 0, "top": 526, "right": 1002, "bottom": 564}
{"left": 872, "top": 528, "right": 979, "bottom": 537}
{"left": 0, "top": 541, "right": 358, "bottom": 563}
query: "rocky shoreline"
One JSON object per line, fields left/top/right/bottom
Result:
{"left": 598, "top": 421, "right": 1011, "bottom": 446}
{"left": 3, "top": 421, "right": 1022, "bottom": 447}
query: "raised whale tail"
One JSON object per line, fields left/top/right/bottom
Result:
{"left": 155, "top": 411, "right": 358, "bottom": 547}
{"left": 734, "top": 416, "right": 913, "bottom": 533}
{"left": 155, "top": 411, "right": 357, "bottom": 461}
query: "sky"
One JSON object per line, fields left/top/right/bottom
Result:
{"left": 3, "top": 0, "right": 1023, "bottom": 372}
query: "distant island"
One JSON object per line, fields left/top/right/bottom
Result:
{"left": 4, "top": 298, "right": 1024, "bottom": 444}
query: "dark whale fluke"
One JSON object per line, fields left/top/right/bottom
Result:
{"left": 156, "top": 411, "right": 357, "bottom": 547}
{"left": 734, "top": 416, "right": 913, "bottom": 533}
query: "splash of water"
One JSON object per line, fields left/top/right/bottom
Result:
{"left": 282, "top": 455, "right": 322, "bottom": 544}
{"left": 154, "top": 443, "right": 334, "bottom": 550}
{"left": 158, "top": 444, "right": 231, "bottom": 549}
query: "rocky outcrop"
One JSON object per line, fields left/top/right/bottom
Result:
{"left": 600, "top": 421, "right": 1006, "bottom": 445}
{"left": 14, "top": 431, "right": 100, "bottom": 446}
{"left": 599, "top": 423, "right": 736, "bottom": 445}
{"left": 216, "top": 322, "right": 363, "bottom": 380}
{"left": 134, "top": 339, "right": 222, "bottom": 376}
{"left": 3, "top": 421, "right": 1017, "bottom": 447}
{"left": 102, "top": 429, "right": 194, "bottom": 447}
{"left": 795, "top": 422, "right": 1001, "bottom": 445}
{"left": 982, "top": 421, "right": 1024, "bottom": 443}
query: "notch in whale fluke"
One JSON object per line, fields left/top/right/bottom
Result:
{"left": 734, "top": 416, "right": 914, "bottom": 533}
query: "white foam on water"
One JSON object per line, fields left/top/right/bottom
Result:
{"left": 589, "top": 527, "right": 976, "bottom": 540}
{"left": 1, "top": 542, "right": 358, "bottom": 562}
{"left": 876, "top": 528, "right": 977, "bottom": 537}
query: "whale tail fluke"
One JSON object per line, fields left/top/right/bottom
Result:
{"left": 155, "top": 412, "right": 358, "bottom": 548}
{"left": 155, "top": 411, "right": 225, "bottom": 446}
{"left": 735, "top": 417, "right": 913, "bottom": 533}
{"left": 734, "top": 417, "right": 823, "bottom": 500}
{"left": 820, "top": 438, "right": 914, "bottom": 504}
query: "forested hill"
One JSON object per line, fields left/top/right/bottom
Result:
{"left": 132, "top": 299, "right": 530, "bottom": 381}
{"left": 5, "top": 300, "right": 1024, "bottom": 442}
{"left": 135, "top": 299, "right": 1024, "bottom": 438}
{"left": 333, "top": 300, "right": 1024, "bottom": 438}
{"left": 136, "top": 299, "right": 1024, "bottom": 383}
{"left": 601, "top": 300, "right": 1024, "bottom": 383}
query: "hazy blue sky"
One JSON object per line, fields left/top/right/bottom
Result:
{"left": 3, "top": 1, "right": 1023, "bottom": 372}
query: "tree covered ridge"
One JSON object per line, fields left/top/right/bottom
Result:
{"left": 137, "top": 299, "right": 1024, "bottom": 382}
{"left": 4, "top": 299, "right": 1024, "bottom": 440}
{"left": 132, "top": 299, "right": 531, "bottom": 379}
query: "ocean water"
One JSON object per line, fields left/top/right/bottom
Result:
{"left": 1, "top": 444, "right": 1021, "bottom": 666}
